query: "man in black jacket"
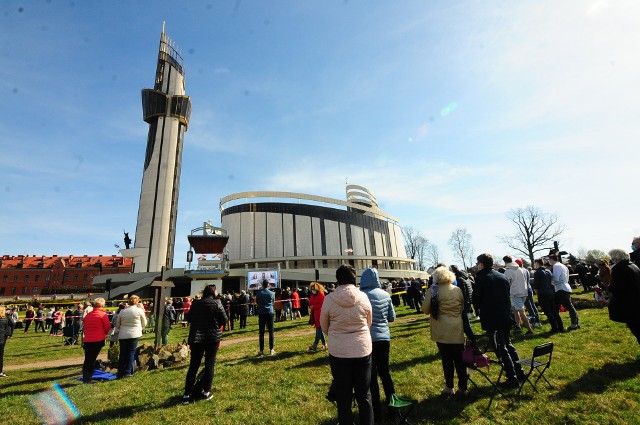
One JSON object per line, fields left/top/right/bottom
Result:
{"left": 533, "top": 259, "right": 564, "bottom": 333}
{"left": 450, "top": 265, "right": 476, "bottom": 347}
{"left": 473, "top": 253, "right": 525, "bottom": 388}
{"left": 630, "top": 236, "right": 640, "bottom": 269}
{"left": 608, "top": 248, "right": 640, "bottom": 344}
{"left": 182, "top": 285, "right": 228, "bottom": 405}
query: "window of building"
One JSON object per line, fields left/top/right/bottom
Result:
{"left": 33, "top": 286, "right": 39, "bottom": 293}
{"left": 24, "top": 275, "right": 29, "bottom": 282}
{"left": 22, "top": 286, "right": 27, "bottom": 294}
{"left": 72, "top": 285, "right": 78, "bottom": 290}
{"left": 84, "top": 274, "right": 89, "bottom": 280}
{"left": 35, "top": 275, "right": 40, "bottom": 282}
{"left": 74, "top": 275, "right": 79, "bottom": 281}
{"left": 13, "top": 275, "right": 18, "bottom": 282}
{"left": 10, "top": 287, "right": 16, "bottom": 295}
{"left": 64, "top": 273, "right": 70, "bottom": 280}
{"left": 45, "top": 274, "right": 50, "bottom": 281}
{"left": 2, "top": 275, "right": 7, "bottom": 282}
{"left": 0, "top": 287, "right": 4, "bottom": 295}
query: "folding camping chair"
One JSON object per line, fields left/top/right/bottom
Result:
{"left": 465, "top": 333, "right": 513, "bottom": 410}
{"left": 515, "top": 341, "right": 554, "bottom": 395}
{"left": 387, "top": 394, "right": 416, "bottom": 425}
{"left": 62, "top": 325, "right": 78, "bottom": 345}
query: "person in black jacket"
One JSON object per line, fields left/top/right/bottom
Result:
{"left": 630, "top": 237, "right": 640, "bottom": 269}
{"left": 473, "top": 253, "right": 525, "bottom": 388}
{"left": 182, "top": 285, "right": 228, "bottom": 405}
{"left": 532, "top": 259, "right": 564, "bottom": 333}
{"left": 0, "top": 306, "right": 16, "bottom": 378}
{"left": 608, "top": 248, "right": 640, "bottom": 344}
{"left": 450, "top": 265, "right": 476, "bottom": 347}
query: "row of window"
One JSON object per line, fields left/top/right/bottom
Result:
{"left": 2, "top": 273, "right": 94, "bottom": 282}
{"left": 0, "top": 285, "right": 89, "bottom": 295}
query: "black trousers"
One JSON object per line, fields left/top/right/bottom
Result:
{"left": 491, "top": 329, "right": 525, "bottom": 382}
{"left": 185, "top": 341, "right": 219, "bottom": 394}
{"left": 555, "top": 290, "right": 579, "bottom": 326}
{"left": 627, "top": 321, "right": 640, "bottom": 344}
{"left": 82, "top": 341, "right": 104, "bottom": 383}
{"left": 371, "top": 341, "right": 395, "bottom": 418}
{"left": 239, "top": 314, "right": 247, "bottom": 329}
{"left": 258, "top": 314, "right": 274, "bottom": 351}
{"left": 436, "top": 342, "right": 467, "bottom": 390}
{"left": 0, "top": 343, "right": 5, "bottom": 373}
{"left": 329, "top": 354, "right": 373, "bottom": 425}
{"left": 538, "top": 293, "right": 564, "bottom": 331}
{"left": 23, "top": 319, "right": 32, "bottom": 332}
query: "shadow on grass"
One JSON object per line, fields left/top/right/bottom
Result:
{"left": 555, "top": 359, "right": 640, "bottom": 400}
{"left": 0, "top": 380, "right": 83, "bottom": 398}
{"left": 391, "top": 352, "right": 440, "bottom": 372}
{"left": 75, "top": 404, "right": 145, "bottom": 424}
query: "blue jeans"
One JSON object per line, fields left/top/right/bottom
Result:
{"left": 312, "top": 327, "right": 325, "bottom": 347}
{"left": 283, "top": 302, "right": 292, "bottom": 320}
{"left": 525, "top": 289, "right": 540, "bottom": 322}
{"left": 118, "top": 337, "right": 139, "bottom": 378}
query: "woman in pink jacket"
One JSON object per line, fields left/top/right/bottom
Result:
{"left": 320, "top": 265, "right": 373, "bottom": 425}
{"left": 308, "top": 282, "right": 326, "bottom": 351}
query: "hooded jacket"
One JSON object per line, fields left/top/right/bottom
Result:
{"left": 360, "top": 268, "right": 395, "bottom": 342}
{"left": 504, "top": 262, "right": 529, "bottom": 297}
{"left": 320, "top": 284, "right": 372, "bottom": 358}
{"left": 186, "top": 295, "right": 228, "bottom": 344}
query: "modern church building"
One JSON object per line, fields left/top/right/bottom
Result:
{"left": 94, "top": 26, "right": 425, "bottom": 298}
{"left": 217, "top": 185, "right": 427, "bottom": 289}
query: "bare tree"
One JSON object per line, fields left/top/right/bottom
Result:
{"left": 415, "top": 236, "right": 429, "bottom": 271}
{"left": 402, "top": 226, "right": 430, "bottom": 270}
{"left": 498, "top": 205, "right": 565, "bottom": 265}
{"left": 425, "top": 243, "right": 441, "bottom": 269}
{"left": 448, "top": 228, "right": 474, "bottom": 270}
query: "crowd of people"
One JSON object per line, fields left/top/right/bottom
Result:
{"left": 1, "top": 237, "right": 639, "bottom": 424}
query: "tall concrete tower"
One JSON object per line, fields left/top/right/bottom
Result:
{"left": 129, "top": 24, "right": 191, "bottom": 273}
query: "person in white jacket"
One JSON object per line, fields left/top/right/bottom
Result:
{"left": 115, "top": 295, "right": 147, "bottom": 378}
{"left": 503, "top": 256, "right": 534, "bottom": 334}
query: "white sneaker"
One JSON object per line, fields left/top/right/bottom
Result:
{"left": 441, "top": 386, "right": 455, "bottom": 396}
{"left": 269, "top": 349, "right": 276, "bottom": 355}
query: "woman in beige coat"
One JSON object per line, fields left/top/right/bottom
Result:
{"left": 423, "top": 266, "right": 467, "bottom": 396}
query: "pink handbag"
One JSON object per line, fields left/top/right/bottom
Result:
{"left": 463, "top": 340, "right": 490, "bottom": 369}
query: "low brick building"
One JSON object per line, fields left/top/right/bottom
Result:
{"left": 0, "top": 255, "right": 132, "bottom": 296}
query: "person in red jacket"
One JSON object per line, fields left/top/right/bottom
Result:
{"left": 308, "top": 282, "right": 327, "bottom": 351}
{"left": 82, "top": 298, "right": 111, "bottom": 383}
{"left": 291, "top": 288, "right": 302, "bottom": 319}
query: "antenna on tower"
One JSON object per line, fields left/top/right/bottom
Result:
{"left": 162, "top": 21, "right": 166, "bottom": 34}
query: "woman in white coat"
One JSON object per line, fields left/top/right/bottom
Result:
{"left": 116, "top": 295, "right": 147, "bottom": 378}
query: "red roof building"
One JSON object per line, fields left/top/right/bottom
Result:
{"left": 0, "top": 255, "right": 132, "bottom": 296}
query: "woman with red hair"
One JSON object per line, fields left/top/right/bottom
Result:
{"left": 308, "top": 282, "right": 326, "bottom": 351}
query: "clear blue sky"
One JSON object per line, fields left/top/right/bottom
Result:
{"left": 1, "top": 0, "right": 638, "bottom": 267}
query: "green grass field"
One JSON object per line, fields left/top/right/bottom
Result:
{"left": 1, "top": 294, "right": 639, "bottom": 424}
